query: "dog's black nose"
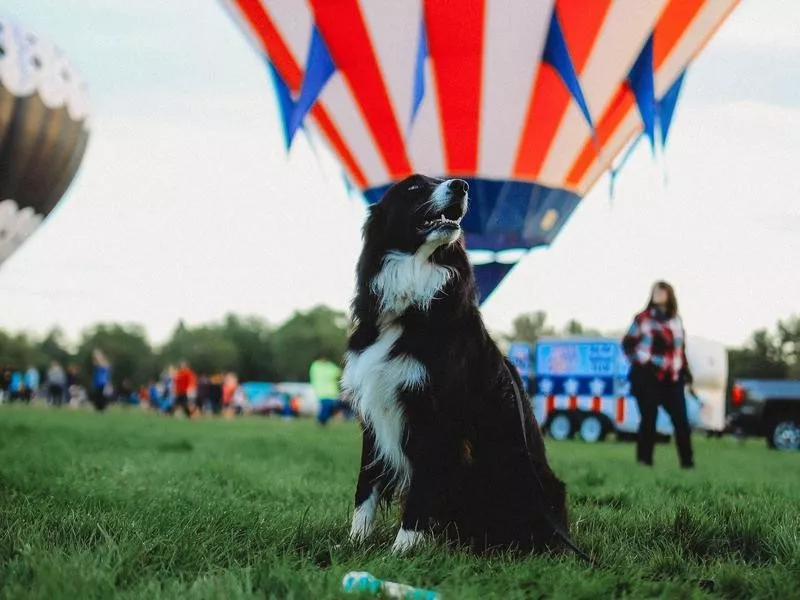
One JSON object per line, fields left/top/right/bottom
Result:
{"left": 448, "top": 179, "right": 469, "bottom": 194}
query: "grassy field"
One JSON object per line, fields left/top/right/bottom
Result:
{"left": 0, "top": 406, "right": 798, "bottom": 599}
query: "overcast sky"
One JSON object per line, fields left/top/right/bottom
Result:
{"left": 1, "top": 0, "right": 799, "bottom": 347}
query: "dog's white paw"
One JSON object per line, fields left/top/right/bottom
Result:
{"left": 349, "top": 492, "right": 378, "bottom": 543}
{"left": 391, "top": 528, "right": 425, "bottom": 554}
{"left": 349, "top": 516, "right": 373, "bottom": 543}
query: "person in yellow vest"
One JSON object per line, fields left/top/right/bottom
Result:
{"left": 310, "top": 352, "right": 347, "bottom": 425}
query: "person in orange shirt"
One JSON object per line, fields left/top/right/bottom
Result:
{"left": 171, "top": 361, "right": 197, "bottom": 418}
{"left": 138, "top": 384, "right": 150, "bottom": 411}
{"left": 222, "top": 372, "right": 238, "bottom": 417}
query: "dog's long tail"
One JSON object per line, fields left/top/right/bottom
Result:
{"left": 503, "top": 361, "right": 597, "bottom": 567}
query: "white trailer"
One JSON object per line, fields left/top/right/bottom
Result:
{"left": 508, "top": 336, "right": 728, "bottom": 442}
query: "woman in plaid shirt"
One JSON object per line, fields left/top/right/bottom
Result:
{"left": 622, "top": 281, "right": 694, "bottom": 469}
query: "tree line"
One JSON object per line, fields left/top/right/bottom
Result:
{"left": 1, "top": 307, "right": 798, "bottom": 389}
{"left": 0, "top": 306, "right": 349, "bottom": 389}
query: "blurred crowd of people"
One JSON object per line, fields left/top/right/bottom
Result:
{"left": 1, "top": 361, "right": 81, "bottom": 406}
{"left": 0, "top": 351, "right": 249, "bottom": 419}
{"left": 141, "top": 360, "right": 248, "bottom": 418}
{"left": 3, "top": 349, "right": 355, "bottom": 425}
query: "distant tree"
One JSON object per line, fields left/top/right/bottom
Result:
{"left": 562, "top": 319, "right": 602, "bottom": 337}
{"left": 76, "top": 324, "right": 156, "bottom": 387}
{"left": 563, "top": 319, "right": 584, "bottom": 336}
{"left": 271, "top": 305, "right": 348, "bottom": 381}
{"left": 0, "top": 331, "right": 42, "bottom": 371}
{"left": 728, "top": 329, "right": 788, "bottom": 382}
{"left": 507, "top": 311, "right": 555, "bottom": 343}
{"left": 38, "top": 327, "right": 72, "bottom": 370}
{"left": 776, "top": 315, "right": 800, "bottom": 378}
{"left": 160, "top": 323, "right": 239, "bottom": 376}
{"left": 220, "top": 314, "right": 277, "bottom": 381}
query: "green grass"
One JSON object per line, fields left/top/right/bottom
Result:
{"left": 0, "top": 407, "right": 798, "bottom": 599}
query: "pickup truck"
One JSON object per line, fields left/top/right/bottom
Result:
{"left": 726, "top": 379, "right": 800, "bottom": 451}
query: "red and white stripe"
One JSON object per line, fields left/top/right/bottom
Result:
{"left": 224, "top": 0, "right": 739, "bottom": 196}
{"left": 573, "top": 0, "right": 740, "bottom": 194}
{"left": 537, "top": 0, "right": 667, "bottom": 189}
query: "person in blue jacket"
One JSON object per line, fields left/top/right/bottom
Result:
{"left": 24, "top": 366, "right": 40, "bottom": 403}
{"left": 91, "top": 349, "right": 113, "bottom": 411}
{"left": 9, "top": 370, "right": 24, "bottom": 402}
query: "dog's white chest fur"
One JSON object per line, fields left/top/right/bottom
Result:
{"left": 370, "top": 248, "right": 453, "bottom": 313}
{"left": 342, "top": 325, "right": 427, "bottom": 487}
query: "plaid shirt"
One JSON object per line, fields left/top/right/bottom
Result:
{"left": 622, "top": 308, "right": 689, "bottom": 383}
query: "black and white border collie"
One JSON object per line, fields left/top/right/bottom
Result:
{"left": 342, "top": 174, "right": 570, "bottom": 555}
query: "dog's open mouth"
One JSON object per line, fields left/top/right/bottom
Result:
{"left": 421, "top": 203, "right": 465, "bottom": 233}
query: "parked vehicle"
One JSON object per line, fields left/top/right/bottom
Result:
{"left": 239, "top": 381, "right": 320, "bottom": 417}
{"left": 727, "top": 379, "right": 800, "bottom": 451}
{"left": 508, "top": 336, "right": 728, "bottom": 443}
{"left": 274, "top": 382, "right": 319, "bottom": 417}
{"left": 240, "top": 382, "right": 284, "bottom": 415}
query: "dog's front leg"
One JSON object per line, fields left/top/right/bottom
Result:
{"left": 391, "top": 469, "right": 434, "bottom": 553}
{"left": 350, "top": 423, "right": 384, "bottom": 543}
{"left": 391, "top": 427, "right": 440, "bottom": 554}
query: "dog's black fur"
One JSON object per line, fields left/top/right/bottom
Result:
{"left": 345, "top": 174, "right": 569, "bottom": 554}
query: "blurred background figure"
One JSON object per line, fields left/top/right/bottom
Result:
{"left": 309, "top": 353, "right": 346, "bottom": 426}
{"left": 161, "top": 365, "right": 176, "bottom": 411}
{"left": 0, "top": 367, "right": 6, "bottom": 403}
{"left": 24, "top": 365, "right": 39, "bottom": 403}
{"left": 138, "top": 383, "right": 150, "bottom": 411}
{"left": 119, "top": 378, "right": 138, "bottom": 406}
{"left": 222, "top": 372, "right": 239, "bottom": 417}
{"left": 146, "top": 379, "right": 159, "bottom": 412}
{"left": 196, "top": 373, "right": 210, "bottom": 415}
{"left": 232, "top": 381, "right": 247, "bottom": 416}
{"left": 147, "top": 379, "right": 171, "bottom": 414}
{"left": 91, "top": 349, "right": 113, "bottom": 411}
{"left": 47, "top": 361, "right": 67, "bottom": 407}
{"left": 623, "top": 281, "right": 694, "bottom": 469}
{"left": 208, "top": 372, "right": 224, "bottom": 416}
{"left": 171, "top": 361, "right": 197, "bottom": 418}
{"left": 8, "top": 369, "right": 23, "bottom": 403}
{"left": 66, "top": 364, "right": 80, "bottom": 406}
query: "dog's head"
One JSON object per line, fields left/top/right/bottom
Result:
{"left": 354, "top": 174, "right": 475, "bottom": 316}
{"left": 365, "top": 174, "right": 469, "bottom": 255}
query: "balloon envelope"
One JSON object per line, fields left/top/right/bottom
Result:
{"left": 0, "top": 16, "right": 90, "bottom": 266}
{"left": 223, "top": 0, "right": 738, "bottom": 299}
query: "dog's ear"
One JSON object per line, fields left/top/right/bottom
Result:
{"left": 363, "top": 202, "right": 385, "bottom": 238}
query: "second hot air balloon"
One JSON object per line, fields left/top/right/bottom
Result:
{"left": 0, "top": 15, "right": 90, "bottom": 267}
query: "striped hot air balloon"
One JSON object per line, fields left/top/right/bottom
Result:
{"left": 222, "top": 0, "right": 738, "bottom": 300}
{"left": 0, "top": 16, "right": 90, "bottom": 267}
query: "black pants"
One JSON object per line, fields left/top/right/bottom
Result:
{"left": 91, "top": 388, "right": 109, "bottom": 411}
{"left": 172, "top": 394, "right": 192, "bottom": 417}
{"left": 48, "top": 384, "right": 64, "bottom": 407}
{"left": 633, "top": 373, "right": 694, "bottom": 467}
{"left": 209, "top": 392, "right": 222, "bottom": 415}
